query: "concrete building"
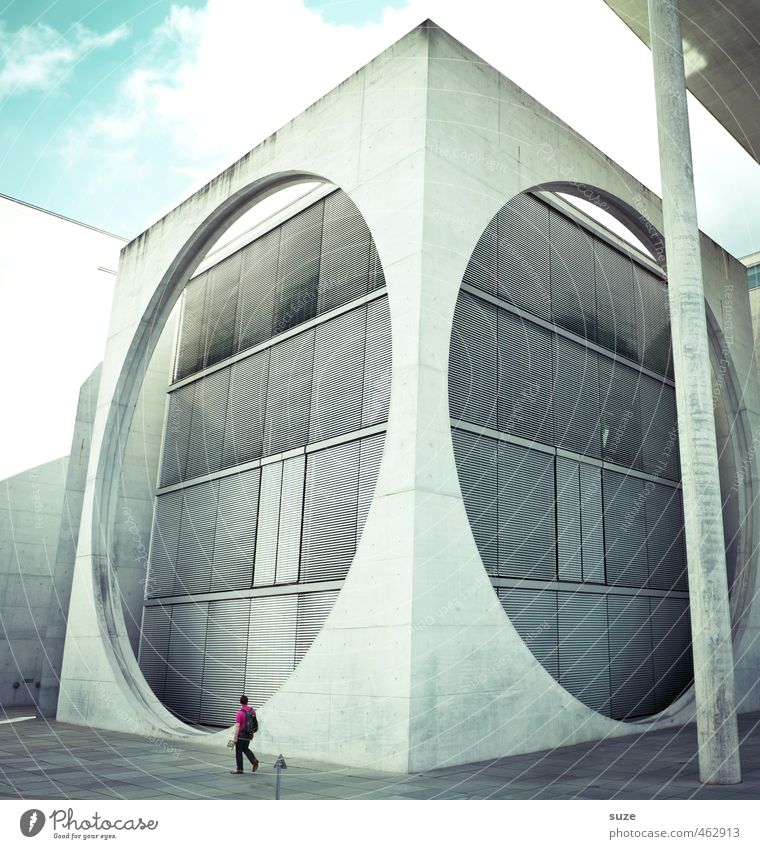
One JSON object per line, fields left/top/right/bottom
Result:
{"left": 14, "top": 21, "right": 760, "bottom": 774}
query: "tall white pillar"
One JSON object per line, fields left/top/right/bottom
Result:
{"left": 647, "top": 0, "right": 741, "bottom": 784}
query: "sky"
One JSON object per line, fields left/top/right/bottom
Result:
{"left": 1, "top": 0, "right": 760, "bottom": 478}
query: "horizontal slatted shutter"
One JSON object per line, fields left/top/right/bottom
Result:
{"left": 185, "top": 368, "right": 229, "bottom": 481}
{"left": 556, "top": 458, "right": 582, "bottom": 582}
{"left": 174, "top": 273, "right": 208, "bottom": 380}
{"left": 223, "top": 351, "right": 269, "bottom": 469}
{"left": 599, "top": 356, "right": 643, "bottom": 470}
{"left": 275, "top": 455, "right": 305, "bottom": 585}
{"left": 310, "top": 307, "right": 365, "bottom": 442}
{"left": 147, "top": 492, "right": 183, "bottom": 597}
{"left": 549, "top": 207, "right": 596, "bottom": 340}
{"left": 497, "top": 311, "right": 554, "bottom": 444}
{"left": 295, "top": 590, "right": 339, "bottom": 665}
{"left": 633, "top": 264, "right": 672, "bottom": 378}
{"left": 203, "top": 252, "right": 240, "bottom": 368}
{"left": 236, "top": 229, "right": 278, "bottom": 353}
{"left": 274, "top": 201, "right": 323, "bottom": 335}
{"left": 451, "top": 429, "right": 498, "bottom": 576}
{"left": 245, "top": 595, "right": 297, "bottom": 708}
{"left": 498, "top": 588, "right": 559, "bottom": 679}
{"left": 553, "top": 337, "right": 601, "bottom": 457}
{"left": 650, "top": 595, "right": 693, "bottom": 712}
{"left": 640, "top": 374, "right": 680, "bottom": 480}
{"left": 463, "top": 217, "right": 497, "bottom": 296}
{"left": 579, "top": 464, "right": 605, "bottom": 583}
{"left": 594, "top": 241, "right": 638, "bottom": 361}
{"left": 253, "top": 462, "right": 282, "bottom": 587}
{"left": 264, "top": 329, "right": 314, "bottom": 455}
{"left": 362, "top": 296, "right": 392, "bottom": 428}
{"left": 164, "top": 602, "right": 208, "bottom": 724}
{"left": 645, "top": 483, "right": 687, "bottom": 591}
{"left": 497, "top": 194, "right": 551, "bottom": 321}
{"left": 449, "top": 293, "right": 498, "bottom": 429}
{"left": 211, "top": 470, "right": 260, "bottom": 592}
{"left": 608, "top": 594, "right": 656, "bottom": 719}
{"left": 558, "top": 591, "right": 611, "bottom": 716}
{"left": 498, "top": 443, "right": 556, "bottom": 579}
{"left": 200, "top": 598, "right": 249, "bottom": 726}
{"left": 602, "top": 471, "right": 648, "bottom": 588}
{"left": 357, "top": 433, "right": 385, "bottom": 550}
{"left": 368, "top": 240, "right": 385, "bottom": 292}
{"left": 138, "top": 604, "right": 171, "bottom": 699}
{"left": 301, "top": 440, "right": 360, "bottom": 582}
{"left": 175, "top": 480, "right": 218, "bottom": 596}
{"left": 160, "top": 384, "right": 194, "bottom": 487}
{"left": 318, "top": 190, "right": 371, "bottom": 312}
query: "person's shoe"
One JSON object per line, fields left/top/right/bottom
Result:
{"left": 251, "top": 759, "right": 259, "bottom": 773}
{"left": 230, "top": 769, "right": 244, "bottom": 774}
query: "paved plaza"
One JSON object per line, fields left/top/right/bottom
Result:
{"left": 0, "top": 710, "right": 758, "bottom": 801}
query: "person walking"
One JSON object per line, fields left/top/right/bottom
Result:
{"left": 230, "top": 694, "right": 259, "bottom": 775}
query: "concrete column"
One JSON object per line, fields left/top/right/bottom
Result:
{"left": 647, "top": 0, "right": 740, "bottom": 784}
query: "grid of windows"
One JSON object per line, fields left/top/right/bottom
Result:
{"left": 450, "top": 193, "right": 693, "bottom": 720}
{"left": 139, "top": 189, "right": 390, "bottom": 726}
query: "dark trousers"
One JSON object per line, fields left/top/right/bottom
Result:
{"left": 235, "top": 738, "right": 256, "bottom": 771}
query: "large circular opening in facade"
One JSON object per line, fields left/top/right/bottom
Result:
{"left": 449, "top": 189, "right": 694, "bottom": 721}
{"left": 124, "top": 184, "right": 390, "bottom": 727}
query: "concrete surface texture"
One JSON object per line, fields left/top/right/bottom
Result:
{"left": 56, "top": 20, "right": 760, "bottom": 774}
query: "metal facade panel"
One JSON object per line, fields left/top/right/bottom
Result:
{"left": 274, "top": 201, "right": 323, "bottom": 335}
{"left": 199, "top": 598, "right": 249, "bottom": 726}
{"left": 236, "top": 228, "right": 278, "bottom": 353}
{"left": 463, "top": 217, "right": 497, "bottom": 297}
{"left": 160, "top": 383, "right": 194, "bottom": 487}
{"left": 645, "top": 483, "right": 688, "bottom": 592}
{"left": 602, "top": 471, "right": 649, "bottom": 588}
{"left": 253, "top": 462, "right": 282, "bottom": 587}
{"left": 633, "top": 264, "right": 672, "bottom": 378}
{"left": 203, "top": 251, "right": 240, "bottom": 369}
{"left": 497, "top": 193, "right": 551, "bottom": 321}
{"left": 310, "top": 306, "right": 365, "bottom": 443}
{"left": 357, "top": 432, "right": 385, "bottom": 550}
{"left": 147, "top": 491, "right": 183, "bottom": 598}
{"left": 264, "top": 328, "right": 314, "bottom": 455}
{"left": 549, "top": 207, "right": 596, "bottom": 340}
{"left": 639, "top": 374, "right": 680, "bottom": 480}
{"left": 295, "top": 590, "right": 339, "bottom": 665}
{"left": 211, "top": 469, "right": 260, "bottom": 593}
{"left": 174, "top": 272, "right": 208, "bottom": 380}
{"left": 449, "top": 293, "right": 498, "bottom": 430}
{"left": 553, "top": 336, "right": 602, "bottom": 457}
{"left": 164, "top": 602, "right": 209, "bottom": 724}
{"left": 650, "top": 595, "right": 693, "bottom": 713}
{"left": 594, "top": 241, "right": 638, "bottom": 362}
{"left": 498, "top": 442, "right": 556, "bottom": 579}
{"left": 599, "top": 355, "right": 643, "bottom": 470}
{"left": 222, "top": 350, "right": 269, "bottom": 469}
{"left": 245, "top": 594, "right": 298, "bottom": 708}
{"left": 452, "top": 428, "right": 498, "bottom": 576}
{"left": 300, "top": 440, "right": 361, "bottom": 583}
{"left": 174, "top": 480, "right": 218, "bottom": 596}
{"left": 556, "top": 458, "right": 583, "bottom": 582}
{"left": 368, "top": 240, "right": 385, "bottom": 292}
{"left": 498, "top": 588, "right": 559, "bottom": 680}
{"left": 497, "top": 310, "right": 554, "bottom": 444}
{"left": 607, "top": 594, "right": 656, "bottom": 719}
{"left": 138, "top": 604, "right": 172, "bottom": 700}
{"left": 558, "top": 591, "right": 611, "bottom": 716}
{"left": 318, "top": 190, "right": 372, "bottom": 312}
{"left": 362, "top": 296, "right": 392, "bottom": 428}
{"left": 579, "top": 464, "right": 605, "bottom": 583}
{"left": 185, "top": 367, "right": 230, "bottom": 481}
{"left": 275, "top": 455, "right": 305, "bottom": 585}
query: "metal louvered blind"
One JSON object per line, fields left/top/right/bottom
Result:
{"left": 558, "top": 591, "right": 611, "bottom": 716}
{"left": 553, "top": 337, "right": 601, "bottom": 457}
{"left": 634, "top": 264, "right": 672, "bottom": 378}
{"left": 497, "top": 193, "right": 551, "bottom": 320}
{"left": 640, "top": 374, "right": 680, "bottom": 480}
{"left": 203, "top": 252, "right": 240, "bottom": 368}
{"left": 368, "top": 239, "right": 385, "bottom": 292}
{"left": 223, "top": 351, "right": 269, "bottom": 469}
{"left": 362, "top": 296, "right": 392, "bottom": 428}
{"left": 160, "top": 384, "right": 194, "bottom": 487}
{"left": 594, "top": 242, "right": 637, "bottom": 361}
{"left": 556, "top": 458, "right": 582, "bottom": 582}
{"left": 295, "top": 590, "right": 339, "bottom": 665}
{"left": 138, "top": 604, "right": 172, "bottom": 699}
{"left": 164, "top": 602, "right": 208, "bottom": 724}
{"left": 300, "top": 440, "right": 360, "bottom": 583}
{"left": 174, "top": 273, "right": 208, "bottom": 380}
{"left": 185, "top": 368, "right": 229, "bottom": 481}
{"left": 549, "top": 207, "right": 596, "bottom": 340}
{"left": 645, "top": 483, "right": 687, "bottom": 592}
{"left": 253, "top": 462, "right": 282, "bottom": 587}
{"left": 463, "top": 217, "right": 497, "bottom": 296}
{"left": 245, "top": 595, "right": 298, "bottom": 708}
{"left": 275, "top": 456, "right": 305, "bottom": 585}
{"left": 199, "top": 598, "right": 249, "bottom": 725}
{"left": 274, "top": 202, "right": 323, "bottom": 335}
{"left": 449, "top": 293, "right": 498, "bottom": 429}
{"left": 579, "top": 465, "right": 605, "bottom": 583}
{"left": 602, "top": 471, "right": 648, "bottom": 588}
{"left": 357, "top": 433, "right": 385, "bottom": 550}
{"left": 174, "top": 480, "right": 218, "bottom": 596}
{"left": 599, "top": 356, "right": 643, "bottom": 470}
{"left": 264, "top": 329, "right": 314, "bottom": 455}
{"left": 147, "top": 491, "right": 183, "bottom": 597}
{"left": 318, "top": 190, "right": 371, "bottom": 312}
{"left": 310, "top": 306, "right": 365, "bottom": 442}
{"left": 650, "top": 595, "right": 693, "bottom": 712}
{"left": 608, "top": 594, "right": 656, "bottom": 719}
{"left": 211, "top": 470, "right": 260, "bottom": 592}
{"left": 236, "top": 229, "right": 278, "bottom": 353}
{"left": 499, "top": 588, "right": 559, "bottom": 679}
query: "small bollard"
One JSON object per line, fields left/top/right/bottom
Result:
{"left": 273, "top": 754, "right": 287, "bottom": 800}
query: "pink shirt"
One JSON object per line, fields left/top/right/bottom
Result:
{"left": 236, "top": 706, "right": 254, "bottom": 727}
